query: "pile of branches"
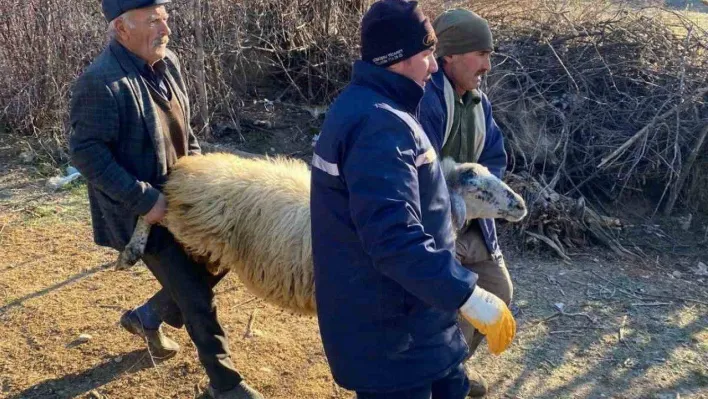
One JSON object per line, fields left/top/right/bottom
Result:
{"left": 479, "top": 1, "right": 708, "bottom": 258}
{"left": 504, "top": 171, "right": 634, "bottom": 261}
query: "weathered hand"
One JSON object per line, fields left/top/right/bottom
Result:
{"left": 459, "top": 286, "right": 516, "bottom": 355}
{"left": 144, "top": 193, "right": 167, "bottom": 225}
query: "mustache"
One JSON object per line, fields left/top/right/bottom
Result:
{"left": 153, "top": 37, "right": 169, "bottom": 47}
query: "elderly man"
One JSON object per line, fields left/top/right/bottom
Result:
{"left": 419, "top": 8, "right": 512, "bottom": 397}
{"left": 310, "top": 1, "right": 515, "bottom": 398}
{"left": 68, "top": 1, "right": 263, "bottom": 397}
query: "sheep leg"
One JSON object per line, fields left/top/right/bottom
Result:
{"left": 449, "top": 191, "right": 467, "bottom": 232}
{"left": 115, "top": 216, "right": 152, "bottom": 270}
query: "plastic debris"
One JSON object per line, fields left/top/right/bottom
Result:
{"left": 47, "top": 166, "right": 81, "bottom": 190}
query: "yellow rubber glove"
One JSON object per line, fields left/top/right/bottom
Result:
{"left": 459, "top": 286, "right": 516, "bottom": 355}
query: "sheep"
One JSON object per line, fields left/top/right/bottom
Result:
{"left": 115, "top": 152, "right": 527, "bottom": 315}
{"left": 440, "top": 157, "right": 527, "bottom": 234}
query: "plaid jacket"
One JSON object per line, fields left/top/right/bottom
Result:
{"left": 69, "top": 40, "right": 200, "bottom": 250}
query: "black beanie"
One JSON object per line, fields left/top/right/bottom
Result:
{"left": 361, "top": 0, "right": 437, "bottom": 67}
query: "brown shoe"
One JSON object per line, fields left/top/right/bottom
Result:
{"left": 119, "top": 310, "right": 180, "bottom": 359}
{"left": 466, "top": 366, "right": 488, "bottom": 397}
{"left": 207, "top": 381, "right": 265, "bottom": 399}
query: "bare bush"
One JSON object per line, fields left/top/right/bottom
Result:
{"left": 0, "top": 0, "right": 106, "bottom": 162}
{"left": 0, "top": 0, "right": 367, "bottom": 157}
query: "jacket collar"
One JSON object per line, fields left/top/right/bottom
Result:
{"left": 109, "top": 39, "right": 167, "bottom": 78}
{"left": 109, "top": 39, "right": 141, "bottom": 76}
{"left": 429, "top": 60, "right": 446, "bottom": 91}
{"left": 107, "top": 38, "right": 168, "bottom": 178}
{"left": 431, "top": 61, "right": 481, "bottom": 104}
{"left": 351, "top": 60, "right": 424, "bottom": 114}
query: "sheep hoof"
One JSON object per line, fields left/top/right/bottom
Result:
{"left": 114, "top": 216, "right": 151, "bottom": 270}
{"left": 115, "top": 246, "right": 142, "bottom": 270}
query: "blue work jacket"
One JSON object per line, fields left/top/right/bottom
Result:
{"left": 310, "top": 60, "right": 477, "bottom": 392}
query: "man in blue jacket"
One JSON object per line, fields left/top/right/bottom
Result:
{"left": 310, "top": 1, "right": 515, "bottom": 398}
{"left": 419, "top": 8, "right": 513, "bottom": 397}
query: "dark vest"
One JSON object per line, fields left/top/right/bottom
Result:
{"left": 146, "top": 80, "right": 187, "bottom": 169}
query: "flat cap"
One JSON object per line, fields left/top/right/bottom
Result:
{"left": 102, "top": 0, "right": 171, "bottom": 22}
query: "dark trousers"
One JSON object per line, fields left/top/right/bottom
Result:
{"left": 356, "top": 363, "right": 470, "bottom": 399}
{"left": 141, "top": 226, "right": 242, "bottom": 391}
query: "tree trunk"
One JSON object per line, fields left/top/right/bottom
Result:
{"left": 193, "top": 0, "right": 210, "bottom": 137}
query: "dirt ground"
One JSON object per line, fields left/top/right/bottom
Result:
{"left": 0, "top": 124, "right": 706, "bottom": 399}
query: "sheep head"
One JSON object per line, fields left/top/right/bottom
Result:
{"left": 441, "top": 157, "right": 527, "bottom": 231}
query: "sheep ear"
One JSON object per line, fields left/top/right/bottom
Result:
{"left": 450, "top": 191, "right": 467, "bottom": 231}
{"left": 458, "top": 169, "right": 480, "bottom": 187}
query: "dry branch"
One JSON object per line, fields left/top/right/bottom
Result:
{"left": 663, "top": 120, "right": 708, "bottom": 215}
{"left": 597, "top": 87, "right": 708, "bottom": 170}
{"left": 192, "top": 0, "right": 210, "bottom": 136}
{"left": 506, "top": 171, "right": 636, "bottom": 260}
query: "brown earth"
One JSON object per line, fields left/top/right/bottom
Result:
{"left": 1, "top": 121, "right": 706, "bottom": 399}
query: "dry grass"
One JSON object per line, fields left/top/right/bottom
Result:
{"left": 1, "top": 192, "right": 706, "bottom": 398}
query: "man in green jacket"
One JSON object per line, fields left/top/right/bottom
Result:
{"left": 420, "top": 9, "right": 513, "bottom": 397}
